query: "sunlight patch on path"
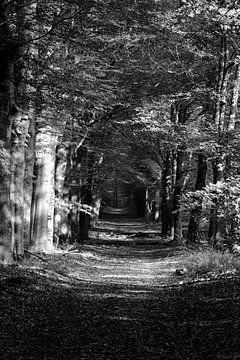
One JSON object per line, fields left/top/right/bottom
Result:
{"left": 64, "top": 249, "right": 185, "bottom": 286}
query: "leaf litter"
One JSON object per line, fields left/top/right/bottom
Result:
{"left": 1, "top": 219, "right": 240, "bottom": 359}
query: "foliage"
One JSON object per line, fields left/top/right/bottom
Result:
{"left": 183, "top": 176, "right": 240, "bottom": 239}
{"left": 55, "top": 198, "right": 93, "bottom": 215}
{"left": 184, "top": 248, "right": 240, "bottom": 277}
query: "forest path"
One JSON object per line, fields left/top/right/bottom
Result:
{"left": 75, "top": 217, "right": 186, "bottom": 287}
{"left": 0, "top": 218, "right": 240, "bottom": 359}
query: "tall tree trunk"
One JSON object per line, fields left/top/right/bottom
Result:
{"left": 54, "top": 145, "right": 70, "bottom": 244}
{"left": 214, "top": 33, "right": 229, "bottom": 132}
{"left": 23, "top": 116, "right": 35, "bottom": 247}
{"left": 208, "top": 32, "right": 231, "bottom": 244}
{"left": 10, "top": 111, "right": 32, "bottom": 259}
{"left": 187, "top": 154, "right": 207, "bottom": 243}
{"left": 90, "top": 193, "right": 101, "bottom": 228}
{"left": 161, "top": 150, "right": 173, "bottom": 236}
{"left": 69, "top": 180, "right": 81, "bottom": 242}
{"left": 0, "top": 2, "right": 16, "bottom": 262}
{"left": 145, "top": 186, "right": 151, "bottom": 223}
{"left": 228, "top": 64, "right": 240, "bottom": 131}
{"left": 10, "top": 0, "right": 37, "bottom": 258}
{"left": 224, "top": 63, "right": 240, "bottom": 177}
{"left": 30, "top": 126, "right": 58, "bottom": 252}
{"left": 79, "top": 182, "right": 92, "bottom": 242}
{"left": 173, "top": 149, "right": 185, "bottom": 243}
{"left": 90, "top": 153, "right": 104, "bottom": 228}
{"left": 154, "top": 187, "right": 160, "bottom": 223}
{"left": 171, "top": 103, "right": 189, "bottom": 243}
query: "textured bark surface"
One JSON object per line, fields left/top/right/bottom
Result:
{"left": 31, "top": 127, "right": 58, "bottom": 252}
{"left": 0, "top": 1, "right": 15, "bottom": 262}
{"left": 173, "top": 149, "right": 185, "bottom": 243}
{"left": 161, "top": 150, "right": 173, "bottom": 236}
{"left": 79, "top": 183, "right": 92, "bottom": 242}
{"left": 90, "top": 194, "right": 101, "bottom": 229}
{"left": 154, "top": 187, "right": 160, "bottom": 222}
{"left": 187, "top": 154, "right": 207, "bottom": 243}
{"left": 23, "top": 116, "right": 35, "bottom": 247}
{"left": 228, "top": 64, "right": 240, "bottom": 131}
{"left": 54, "top": 146, "right": 70, "bottom": 243}
{"left": 208, "top": 32, "right": 231, "bottom": 243}
{"left": 145, "top": 187, "right": 151, "bottom": 223}
{"left": 9, "top": 0, "right": 37, "bottom": 258}
{"left": 171, "top": 103, "right": 189, "bottom": 243}
{"left": 90, "top": 153, "right": 104, "bottom": 228}
{"left": 10, "top": 111, "right": 31, "bottom": 258}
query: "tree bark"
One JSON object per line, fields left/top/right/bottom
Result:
{"left": 154, "top": 187, "right": 160, "bottom": 222}
{"left": 90, "top": 194, "right": 101, "bottom": 228}
{"left": 69, "top": 180, "right": 81, "bottom": 242}
{"left": 54, "top": 145, "right": 71, "bottom": 244}
{"left": 208, "top": 32, "right": 231, "bottom": 244}
{"left": 30, "top": 125, "right": 58, "bottom": 252}
{"left": 161, "top": 149, "right": 173, "bottom": 236}
{"left": 9, "top": 0, "right": 37, "bottom": 259}
{"left": 228, "top": 64, "right": 240, "bottom": 131}
{"left": 10, "top": 111, "right": 32, "bottom": 258}
{"left": 171, "top": 102, "right": 189, "bottom": 243}
{"left": 79, "top": 182, "right": 92, "bottom": 242}
{"left": 0, "top": 2, "right": 16, "bottom": 262}
{"left": 173, "top": 149, "right": 185, "bottom": 243}
{"left": 23, "top": 116, "right": 35, "bottom": 247}
{"left": 90, "top": 153, "right": 104, "bottom": 228}
{"left": 145, "top": 186, "right": 151, "bottom": 223}
{"left": 187, "top": 154, "right": 207, "bottom": 243}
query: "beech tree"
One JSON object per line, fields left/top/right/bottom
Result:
{"left": 2, "top": 0, "right": 240, "bottom": 263}
{"left": 179, "top": 0, "right": 240, "bottom": 245}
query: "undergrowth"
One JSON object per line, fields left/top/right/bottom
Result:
{"left": 184, "top": 248, "right": 240, "bottom": 277}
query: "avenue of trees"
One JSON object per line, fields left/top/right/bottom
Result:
{"left": 1, "top": 0, "right": 240, "bottom": 263}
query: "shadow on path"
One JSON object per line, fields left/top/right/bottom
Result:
{"left": 0, "top": 218, "right": 240, "bottom": 359}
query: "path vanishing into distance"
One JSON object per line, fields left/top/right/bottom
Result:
{"left": 1, "top": 218, "right": 240, "bottom": 359}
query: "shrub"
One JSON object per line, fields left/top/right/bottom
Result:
{"left": 184, "top": 249, "right": 240, "bottom": 277}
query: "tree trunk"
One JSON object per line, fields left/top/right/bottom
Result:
{"left": 90, "top": 153, "right": 104, "bottom": 228}
{"left": 154, "top": 187, "right": 160, "bottom": 222}
{"left": 69, "top": 180, "right": 80, "bottom": 242}
{"left": 214, "top": 33, "right": 230, "bottom": 132}
{"left": 23, "top": 116, "right": 35, "bottom": 247}
{"left": 0, "top": 147, "right": 11, "bottom": 262}
{"left": 208, "top": 32, "right": 231, "bottom": 244}
{"left": 208, "top": 153, "right": 227, "bottom": 244}
{"left": 145, "top": 186, "right": 151, "bottom": 223}
{"left": 0, "top": 2, "right": 16, "bottom": 262}
{"left": 171, "top": 103, "right": 189, "bottom": 243}
{"left": 228, "top": 64, "right": 240, "bottom": 131}
{"left": 90, "top": 192, "right": 101, "bottom": 228}
{"left": 54, "top": 145, "right": 71, "bottom": 244}
{"left": 30, "top": 126, "right": 58, "bottom": 252}
{"left": 161, "top": 150, "right": 173, "bottom": 236}
{"left": 173, "top": 149, "right": 185, "bottom": 243}
{"left": 10, "top": 111, "right": 32, "bottom": 259}
{"left": 79, "top": 183, "right": 92, "bottom": 242}
{"left": 187, "top": 154, "right": 207, "bottom": 243}
{"left": 9, "top": 0, "right": 37, "bottom": 258}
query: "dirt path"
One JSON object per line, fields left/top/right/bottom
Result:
{"left": 0, "top": 219, "right": 240, "bottom": 359}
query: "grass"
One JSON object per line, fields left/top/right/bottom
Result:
{"left": 184, "top": 248, "right": 240, "bottom": 277}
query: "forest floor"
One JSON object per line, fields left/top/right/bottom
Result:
{"left": 1, "top": 218, "right": 240, "bottom": 359}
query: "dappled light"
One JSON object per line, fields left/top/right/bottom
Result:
{"left": 2, "top": 0, "right": 240, "bottom": 358}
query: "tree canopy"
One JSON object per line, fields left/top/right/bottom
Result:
{"left": 1, "top": 0, "right": 240, "bottom": 261}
